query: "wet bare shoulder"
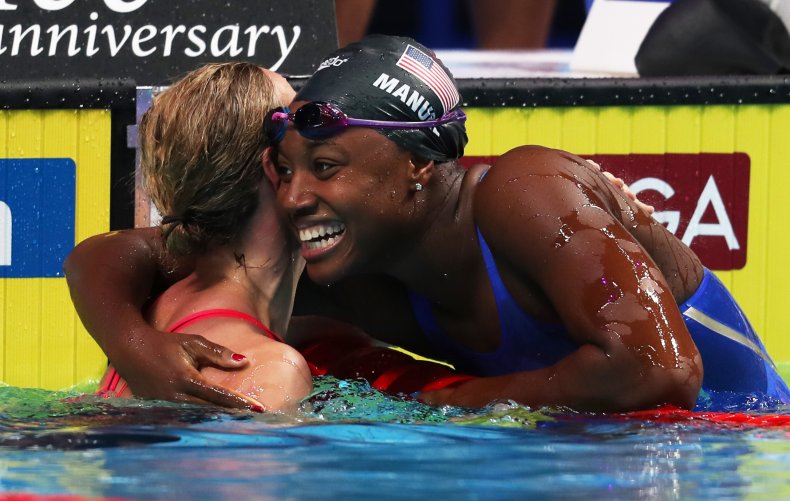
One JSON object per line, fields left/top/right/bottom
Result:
{"left": 475, "top": 145, "right": 702, "bottom": 302}
{"left": 474, "top": 145, "right": 605, "bottom": 224}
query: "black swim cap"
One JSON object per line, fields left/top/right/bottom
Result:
{"left": 296, "top": 34, "right": 467, "bottom": 161}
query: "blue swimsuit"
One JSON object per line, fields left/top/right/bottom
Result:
{"left": 409, "top": 231, "right": 790, "bottom": 408}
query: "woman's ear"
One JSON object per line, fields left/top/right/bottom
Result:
{"left": 408, "top": 155, "right": 434, "bottom": 189}
{"left": 262, "top": 147, "right": 281, "bottom": 190}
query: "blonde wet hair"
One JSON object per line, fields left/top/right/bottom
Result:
{"left": 139, "top": 62, "right": 284, "bottom": 255}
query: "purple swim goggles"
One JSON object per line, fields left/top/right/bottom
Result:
{"left": 263, "top": 101, "right": 466, "bottom": 143}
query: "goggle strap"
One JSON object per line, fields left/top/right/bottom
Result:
{"left": 268, "top": 107, "right": 290, "bottom": 143}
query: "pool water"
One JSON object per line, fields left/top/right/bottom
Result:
{"left": 0, "top": 377, "right": 789, "bottom": 500}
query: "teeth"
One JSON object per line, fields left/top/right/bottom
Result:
{"left": 306, "top": 235, "right": 339, "bottom": 250}
{"left": 299, "top": 223, "right": 345, "bottom": 249}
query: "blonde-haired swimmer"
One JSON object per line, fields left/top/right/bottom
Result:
{"left": 70, "top": 36, "right": 789, "bottom": 413}
{"left": 94, "top": 62, "right": 311, "bottom": 412}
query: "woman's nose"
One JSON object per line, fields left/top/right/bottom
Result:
{"left": 279, "top": 172, "right": 318, "bottom": 216}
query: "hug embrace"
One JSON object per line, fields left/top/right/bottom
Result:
{"left": 66, "top": 35, "right": 790, "bottom": 413}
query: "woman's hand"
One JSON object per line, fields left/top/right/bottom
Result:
{"left": 587, "top": 159, "right": 655, "bottom": 215}
{"left": 113, "top": 325, "right": 262, "bottom": 409}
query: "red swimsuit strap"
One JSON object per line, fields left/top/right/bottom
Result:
{"left": 167, "top": 308, "right": 284, "bottom": 342}
{"left": 98, "top": 309, "right": 283, "bottom": 396}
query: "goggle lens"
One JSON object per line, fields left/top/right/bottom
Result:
{"left": 263, "top": 101, "right": 465, "bottom": 144}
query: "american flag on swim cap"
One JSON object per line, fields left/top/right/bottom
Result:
{"left": 396, "top": 44, "right": 460, "bottom": 114}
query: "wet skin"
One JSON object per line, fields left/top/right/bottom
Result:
{"left": 271, "top": 101, "right": 704, "bottom": 411}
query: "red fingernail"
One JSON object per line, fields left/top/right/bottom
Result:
{"left": 251, "top": 405, "right": 264, "bottom": 413}
{"left": 232, "top": 353, "right": 246, "bottom": 361}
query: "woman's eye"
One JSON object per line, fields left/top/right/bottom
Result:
{"left": 314, "top": 162, "right": 335, "bottom": 174}
{"left": 275, "top": 164, "right": 293, "bottom": 179}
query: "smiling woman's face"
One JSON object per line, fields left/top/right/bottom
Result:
{"left": 268, "top": 102, "right": 424, "bottom": 285}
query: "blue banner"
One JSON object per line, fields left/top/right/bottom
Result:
{"left": 0, "top": 159, "right": 75, "bottom": 278}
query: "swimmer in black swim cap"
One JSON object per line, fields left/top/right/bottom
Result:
{"left": 266, "top": 35, "right": 468, "bottom": 162}
{"left": 262, "top": 36, "right": 707, "bottom": 413}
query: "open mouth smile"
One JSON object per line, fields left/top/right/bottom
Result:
{"left": 298, "top": 222, "right": 346, "bottom": 252}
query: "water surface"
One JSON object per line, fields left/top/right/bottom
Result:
{"left": 0, "top": 378, "right": 788, "bottom": 500}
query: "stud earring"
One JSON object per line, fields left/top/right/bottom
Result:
{"left": 414, "top": 182, "right": 423, "bottom": 192}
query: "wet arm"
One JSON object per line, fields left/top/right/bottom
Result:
{"left": 423, "top": 147, "right": 702, "bottom": 411}
{"left": 64, "top": 227, "right": 172, "bottom": 360}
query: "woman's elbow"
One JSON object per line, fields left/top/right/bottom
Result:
{"left": 623, "top": 354, "right": 703, "bottom": 411}
{"left": 663, "top": 353, "right": 703, "bottom": 410}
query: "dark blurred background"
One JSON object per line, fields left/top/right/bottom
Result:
{"left": 337, "top": 0, "right": 588, "bottom": 50}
